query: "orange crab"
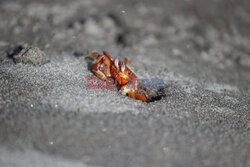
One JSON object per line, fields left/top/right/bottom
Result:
{"left": 84, "top": 51, "right": 151, "bottom": 102}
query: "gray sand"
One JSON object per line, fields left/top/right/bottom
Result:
{"left": 0, "top": 0, "right": 249, "bottom": 167}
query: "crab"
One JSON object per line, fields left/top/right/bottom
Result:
{"left": 84, "top": 51, "right": 151, "bottom": 102}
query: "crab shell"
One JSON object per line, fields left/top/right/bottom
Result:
{"left": 110, "top": 60, "right": 137, "bottom": 86}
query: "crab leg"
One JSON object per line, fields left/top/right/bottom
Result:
{"left": 84, "top": 52, "right": 100, "bottom": 57}
{"left": 103, "top": 51, "right": 112, "bottom": 60}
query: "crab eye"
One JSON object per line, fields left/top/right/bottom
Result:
{"left": 121, "top": 64, "right": 125, "bottom": 72}
{"left": 115, "top": 56, "right": 119, "bottom": 68}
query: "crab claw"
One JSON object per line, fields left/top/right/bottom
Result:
{"left": 120, "top": 84, "right": 151, "bottom": 102}
{"left": 129, "top": 89, "right": 151, "bottom": 102}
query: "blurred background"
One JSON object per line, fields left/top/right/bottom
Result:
{"left": 0, "top": 0, "right": 249, "bottom": 167}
